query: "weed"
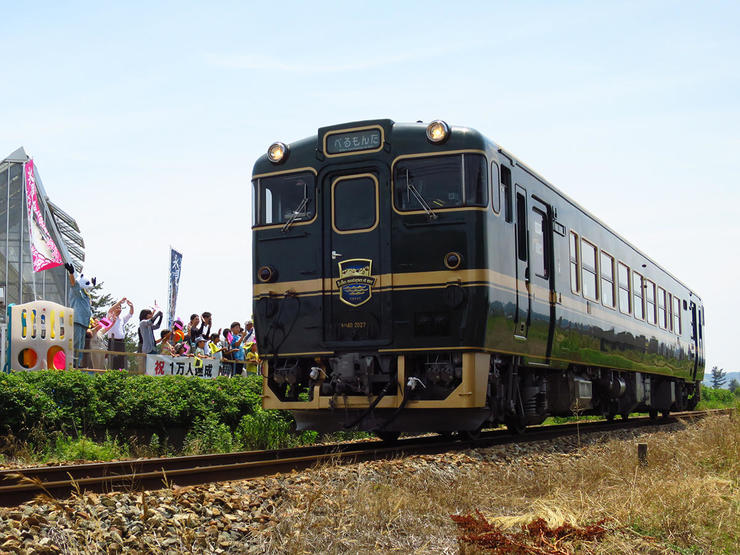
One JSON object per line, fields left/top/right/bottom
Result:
{"left": 183, "top": 413, "right": 234, "bottom": 454}
{"left": 51, "top": 432, "right": 129, "bottom": 462}
{"left": 235, "top": 409, "right": 295, "bottom": 451}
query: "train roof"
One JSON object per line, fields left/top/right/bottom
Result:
{"left": 251, "top": 120, "right": 701, "bottom": 302}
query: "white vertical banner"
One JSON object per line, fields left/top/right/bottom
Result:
{"left": 167, "top": 247, "right": 183, "bottom": 327}
{"left": 24, "top": 159, "right": 63, "bottom": 272}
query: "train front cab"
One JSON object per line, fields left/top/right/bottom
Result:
{"left": 254, "top": 120, "right": 498, "bottom": 433}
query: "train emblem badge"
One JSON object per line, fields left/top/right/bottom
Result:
{"left": 336, "top": 259, "right": 375, "bottom": 307}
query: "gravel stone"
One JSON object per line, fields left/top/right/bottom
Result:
{"left": 0, "top": 421, "right": 691, "bottom": 552}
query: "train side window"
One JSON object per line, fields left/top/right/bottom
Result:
{"left": 463, "top": 154, "right": 488, "bottom": 207}
{"left": 633, "top": 272, "right": 644, "bottom": 320}
{"left": 502, "top": 166, "right": 512, "bottom": 222}
{"left": 673, "top": 295, "right": 682, "bottom": 334}
{"left": 532, "top": 208, "right": 548, "bottom": 279}
{"left": 658, "top": 287, "right": 667, "bottom": 328}
{"left": 667, "top": 293, "right": 674, "bottom": 331}
{"left": 600, "top": 251, "right": 615, "bottom": 308}
{"left": 516, "top": 192, "right": 527, "bottom": 261}
{"left": 252, "top": 184, "right": 258, "bottom": 226}
{"left": 698, "top": 309, "right": 703, "bottom": 339}
{"left": 618, "top": 262, "right": 631, "bottom": 314}
{"left": 491, "top": 162, "right": 501, "bottom": 214}
{"left": 645, "top": 280, "right": 656, "bottom": 325}
{"left": 581, "top": 239, "right": 598, "bottom": 301}
{"left": 264, "top": 189, "right": 273, "bottom": 224}
{"left": 569, "top": 231, "right": 580, "bottom": 294}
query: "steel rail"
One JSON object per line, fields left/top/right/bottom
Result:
{"left": 0, "top": 409, "right": 730, "bottom": 507}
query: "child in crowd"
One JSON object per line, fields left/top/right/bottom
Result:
{"left": 194, "top": 336, "right": 207, "bottom": 370}
{"left": 87, "top": 318, "right": 108, "bottom": 369}
{"left": 194, "top": 336, "right": 207, "bottom": 358}
{"left": 229, "top": 321, "right": 248, "bottom": 376}
{"left": 207, "top": 333, "right": 223, "bottom": 362}
{"left": 245, "top": 341, "right": 260, "bottom": 374}
{"left": 159, "top": 329, "right": 175, "bottom": 355}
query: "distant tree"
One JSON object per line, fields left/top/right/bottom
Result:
{"left": 729, "top": 378, "right": 740, "bottom": 393}
{"left": 89, "top": 281, "right": 115, "bottom": 319}
{"left": 710, "top": 366, "right": 727, "bottom": 389}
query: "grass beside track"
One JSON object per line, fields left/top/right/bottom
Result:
{"left": 258, "top": 412, "right": 739, "bottom": 553}
{"left": 1, "top": 370, "right": 737, "bottom": 468}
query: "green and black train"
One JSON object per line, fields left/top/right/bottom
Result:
{"left": 251, "top": 119, "right": 705, "bottom": 438}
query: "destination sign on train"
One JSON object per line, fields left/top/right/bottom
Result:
{"left": 326, "top": 129, "right": 381, "bottom": 154}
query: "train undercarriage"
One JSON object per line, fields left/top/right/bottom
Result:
{"left": 263, "top": 351, "right": 701, "bottom": 437}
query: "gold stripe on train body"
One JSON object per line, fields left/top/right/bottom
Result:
{"left": 251, "top": 166, "right": 319, "bottom": 179}
{"left": 252, "top": 268, "right": 683, "bottom": 350}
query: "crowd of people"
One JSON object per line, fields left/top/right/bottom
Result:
{"left": 83, "top": 301, "right": 259, "bottom": 376}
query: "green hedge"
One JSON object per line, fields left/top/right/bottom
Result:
{"left": 698, "top": 385, "right": 740, "bottom": 410}
{"left": 0, "top": 370, "right": 269, "bottom": 438}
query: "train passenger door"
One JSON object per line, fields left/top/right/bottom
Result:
{"left": 323, "top": 167, "right": 392, "bottom": 348}
{"left": 690, "top": 302, "right": 702, "bottom": 381}
{"left": 529, "top": 197, "right": 555, "bottom": 360}
{"left": 513, "top": 185, "right": 530, "bottom": 340}
{"left": 513, "top": 185, "right": 554, "bottom": 360}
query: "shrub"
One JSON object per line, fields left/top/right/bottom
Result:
{"left": 0, "top": 372, "right": 61, "bottom": 434}
{"left": 235, "top": 409, "right": 296, "bottom": 451}
{"left": 183, "top": 413, "right": 234, "bottom": 454}
{"left": 44, "top": 432, "right": 129, "bottom": 462}
{"left": 0, "top": 370, "right": 309, "bottom": 460}
{"left": 0, "top": 371, "right": 265, "bottom": 438}
{"left": 697, "top": 385, "right": 738, "bottom": 410}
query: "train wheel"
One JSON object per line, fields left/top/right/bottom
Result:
{"left": 505, "top": 419, "right": 526, "bottom": 435}
{"left": 649, "top": 409, "right": 659, "bottom": 420}
{"left": 620, "top": 412, "right": 630, "bottom": 421}
{"left": 605, "top": 412, "right": 615, "bottom": 422}
{"left": 436, "top": 431, "right": 455, "bottom": 440}
{"left": 661, "top": 410, "right": 670, "bottom": 419}
{"left": 375, "top": 431, "right": 400, "bottom": 443}
{"left": 458, "top": 427, "right": 482, "bottom": 441}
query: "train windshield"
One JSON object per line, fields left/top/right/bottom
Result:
{"left": 252, "top": 171, "right": 316, "bottom": 227}
{"left": 394, "top": 153, "right": 488, "bottom": 212}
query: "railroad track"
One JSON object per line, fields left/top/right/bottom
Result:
{"left": 0, "top": 409, "right": 731, "bottom": 507}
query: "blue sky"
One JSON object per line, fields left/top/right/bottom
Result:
{"left": 1, "top": 1, "right": 738, "bottom": 371}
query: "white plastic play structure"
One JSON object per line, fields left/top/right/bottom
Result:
{"left": 3, "top": 300, "right": 74, "bottom": 371}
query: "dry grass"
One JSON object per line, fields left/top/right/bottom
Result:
{"left": 254, "top": 413, "right": 740, "bottom": 554}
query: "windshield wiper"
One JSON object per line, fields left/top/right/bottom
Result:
{"left": 405, "top": 169, "right": 437, "bottom": 220}
{"left": 282, "top": 196, "right": 309, "bottom": 232}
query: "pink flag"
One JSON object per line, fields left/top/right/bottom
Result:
{"left": 24, "top": 160, "right": 63, "bottom": 272}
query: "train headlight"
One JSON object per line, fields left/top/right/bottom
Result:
{"left": 258, "top": 265, "right": 277, "bottom": 283}
{"left": 444, "top": 251, "right": 462, "bottom": 270}
{"left": 267, "top": 142, "right": 288, "bottom": 164}
{"left": 426, "top": 120, "right": 450, "bottom": 144}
